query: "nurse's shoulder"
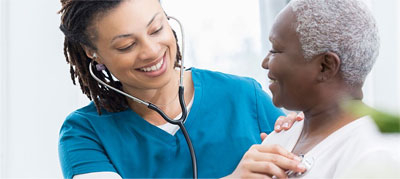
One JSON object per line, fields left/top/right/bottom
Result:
{"left": 60, "top": 102, "right": 123, "bottom": 137}
{"left": 63, "top": 102, "right": 108, "bottom": 124}
{"left": 191, "top": 67, "right": 262, "bottom": 92}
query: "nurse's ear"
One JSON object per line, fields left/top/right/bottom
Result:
{"left": 82, "top": 44, "right": 102, "bottom": 63}
{"left": 317, "top": 52, "right": 341, "bottom": 82}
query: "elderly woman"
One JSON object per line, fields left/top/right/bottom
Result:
{"left": 226, "top": 0, "right": 398, "bottom": 178}
{"left": 261, "top": 0, "right": 392, "bottom": 177}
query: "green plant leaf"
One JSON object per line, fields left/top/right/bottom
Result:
{"left": 342, "top": 101, "right": 400, "bottom": 133}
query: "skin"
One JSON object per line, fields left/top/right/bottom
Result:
{"left": 225, "top": 144, "right": 306, "bottom": 179}
{"left": 274, "top": 112, "right": 304, "bottom": 132}
{"left": 224, "top": 7, "right": 318, "bottom": 179}
{"left": 262, "top": 5, "right": 364, "bottom": 162}
{"left": 78, "top": 0, "right": 302, "bottom": 178}
{"left": 84, "top": 0, "right": 194, "bottom": 125}
{"left": 82, "top": 0, "right": 301, "bottom": 128}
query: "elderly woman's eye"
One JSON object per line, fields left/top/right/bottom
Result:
{"left": 269, "top": 50, "right": 279, "bottom": 54}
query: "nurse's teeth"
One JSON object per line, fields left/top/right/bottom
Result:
{"left": 140, "top": 58, "right": 163, "bottom": 72}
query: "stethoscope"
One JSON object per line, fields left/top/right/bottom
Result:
{"left": 88, "top": 16, "right": 198, "bottom": 179}
{"left": 285, "top": 155, "right": 314, "bottom": 178}
{"left": 272, "top": 154, "right": 314, "bottom": 178}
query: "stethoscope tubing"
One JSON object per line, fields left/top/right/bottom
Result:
{"left": 167, "top": 16, "right": 185, "bottom": 87}
{"left": 88, "top": 15, "right": 198, "bottom": 179}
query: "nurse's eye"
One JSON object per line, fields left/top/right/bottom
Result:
{"left": 117, "top": 43, "right": 136, "bottom": 52}
{"left": 151, "top": 26, "right": 163, "bottom": 35}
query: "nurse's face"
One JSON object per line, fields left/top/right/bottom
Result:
{"left": 89, "top": 0, "right": 178, "bottom": 90}
{"left": 261, "top": 7, "right": 320, "bottom": 111}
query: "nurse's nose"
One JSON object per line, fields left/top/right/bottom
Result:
{"left": 262, "top": 53, "right": 271, "bottom": 70}
{"left": 138, "top": 38, "right": 160, "bottom": 61}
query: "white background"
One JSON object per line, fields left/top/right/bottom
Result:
{"left": 0, "top": 0, "right": 399, "bottom": 178}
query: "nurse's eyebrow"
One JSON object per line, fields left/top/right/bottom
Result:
{"left": 111, "top": 12, "right": 161, "bottom": 43}
{"left": 111, "top": 34, "right": 132, "bottom": 43}
{"left": 147, "top": 12, "right": 161, "bottom": 27}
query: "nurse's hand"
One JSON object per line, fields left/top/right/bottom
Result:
{"left": 274, "top": 112, "right": 304, "bottom": 133}
{"left": 223, "top": 144, "right": 306, "bottom": 179}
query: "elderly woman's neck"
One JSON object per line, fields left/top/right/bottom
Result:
{"left": 302, "top": 102, "right": 350, "bottom": 137}
{"left": 292, "top": 97, "right": 361, "bottom": 155}
{"left": 301, "top": 86, "right": 363, "bottom": 137}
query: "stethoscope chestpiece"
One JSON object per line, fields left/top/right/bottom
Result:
{"left": 285, "top": 155, "right": 314, "bottom": 178}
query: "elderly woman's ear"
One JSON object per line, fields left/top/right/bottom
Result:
{"left": 317, "top": 52, "right": 341, "bottom": 82}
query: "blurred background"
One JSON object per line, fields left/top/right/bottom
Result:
{"left": 0, "top": 0, "right": 399, "bottom": 178}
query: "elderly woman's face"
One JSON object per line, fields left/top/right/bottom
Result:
{"left": 89, "top": 0, "right": 178, "bottom": 90}
{"left": 262, "top": 7, "right": 320, "bottom": 111}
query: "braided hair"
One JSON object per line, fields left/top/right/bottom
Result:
{"left": 58, "top": 0, "right": 182, "bottom": 115}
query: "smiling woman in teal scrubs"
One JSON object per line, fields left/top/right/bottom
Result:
{"left": 57, "top": 0, "right": 297, "bottom": 178}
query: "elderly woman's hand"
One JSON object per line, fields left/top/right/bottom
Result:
{"left": 223, "top": 144, "right": 306, "bottom": 179}
{"left": 274, "top": 112, "right": 304, "bottom": 133}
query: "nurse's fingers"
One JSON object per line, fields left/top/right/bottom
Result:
{"left": 274, "top": 112, "right": 304, "bottom": 132}
{"left": 227, "top": 144, "right": 302, "bottom": 179}
{"left": 252, "top": 152, "right": 305, "bottom": 173}
{"left": 244, "top": 161, "right": 287, "bottom": 179}
{"left": 251, "top": 144, "right": 298, "bottom": 160}
{"left": 238, "top": 170, "right": 272, "bottom": 179}
{"left": 296, "top": 112, "right": 305, "bottom": 121}
{"left": 273, "top": 116, "right": 285, "bottom": 132}
{"left": 281, "top": 112, "right": 297, "bottom": 130}
{"left": 260, "top": 133, "right": 268, "bottom": 141}
{"left": 247, "top": 145, "right": 306, "bottom": 173}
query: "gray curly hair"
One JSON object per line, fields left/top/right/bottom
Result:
{"left": 288, "top": 0, "right": 380, "bottom": 85}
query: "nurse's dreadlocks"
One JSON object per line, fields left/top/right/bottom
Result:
{"left": 58, "top": 0, "right": 182, "bottom": 115}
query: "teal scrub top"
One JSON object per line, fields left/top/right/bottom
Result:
{"left": 59, "top": 68, "right": 284, "bottom": 178}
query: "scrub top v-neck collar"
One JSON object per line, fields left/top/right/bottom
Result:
{"left": 117, "top": 68, "right": 203, "bottom": 144}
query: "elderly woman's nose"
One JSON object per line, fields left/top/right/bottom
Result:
{"left": 262, "top": 53, "right": 271, "bottom": 69}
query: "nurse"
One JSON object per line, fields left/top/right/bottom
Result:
{"left": 58, "top": 0, "right": 301, "bottom": 178}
